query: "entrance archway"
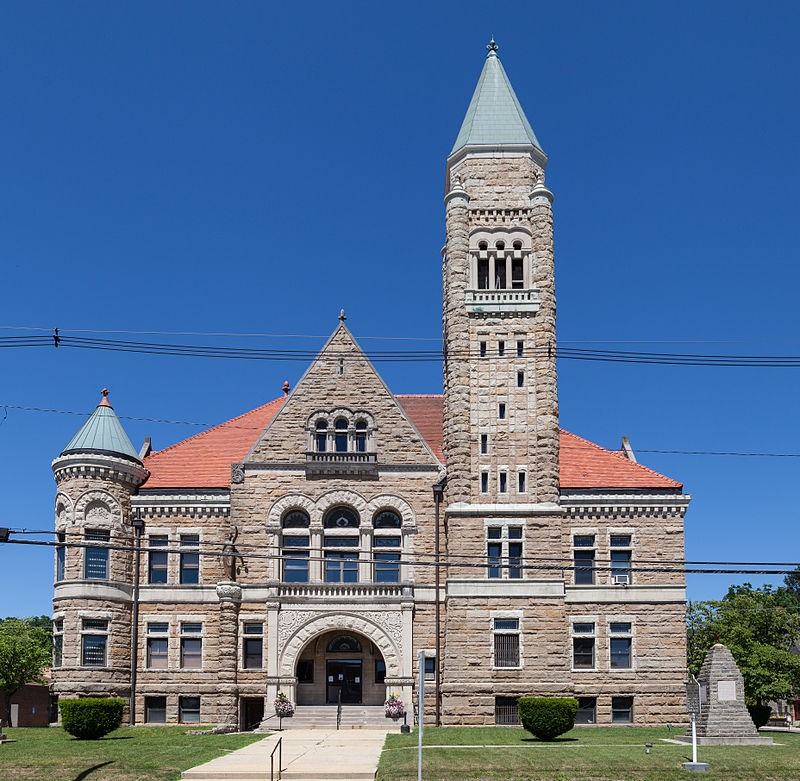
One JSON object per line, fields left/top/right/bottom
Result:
{"left": 293, "top": 629, "right": 386, "bottom": 706}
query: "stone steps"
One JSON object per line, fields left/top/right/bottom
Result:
{"left": 260, "top": 705, "right": 393, "bottom": 731}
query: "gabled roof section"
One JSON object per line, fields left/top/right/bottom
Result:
{"left": 143, "top": 398, "right": 285, "bottom": 489}
{"left": 139, "top": 393, "right": 682, "bottom": 491}
{"left": 61, "top": 390, "right": 141, "bottom": 462}
{"left": 450, "top": 40, "right": 544, "bottom": 157}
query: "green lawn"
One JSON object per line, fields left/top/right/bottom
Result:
{"left": 376, "top": 726, "right": 800, "bottom": 781}
{"left": 0, "top": 726, "right": 264, "bottom": 781}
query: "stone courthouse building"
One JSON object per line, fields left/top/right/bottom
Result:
{"left": 51, "top": 42, "right": 690, "bottom": 729}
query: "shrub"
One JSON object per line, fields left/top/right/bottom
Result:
{"left": 517, "top": 697, "right": 578, "bottom": 741}
{"left": 60, "top": 697, "right": 124, "bottom": 739}
{"left": 747, "top": 704, "right": 772, "bottom": 729}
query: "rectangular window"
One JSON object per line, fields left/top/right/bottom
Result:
{"left": 610, "top": 535, "right": 632, "bottom": 582}
{"left": 325, "top": 552, "right": 358, "bottom": 583}
{"left": 477, "top": 259, "right": 489, "bottom": 289}
{"left": 244, "top": 638, "right": 263, "bottom": 669}
{"left": 81, "top": 629, "right": 107, "bottom": 667}
{"left": 147, "top": 638, "right": 169, "bottom": 669}
{"left": 610, "top": 622, "right": 633, "bottom": 669}
{"left": 148, "top": 535, "right": 168, "bottom": 584}
{"left": 572, "top": 622, "right": 595, "bottom": 669}
{"left": 517, "top": 471, "right": 526, "bottom": 493}
{"left": 145, "top": 696, "right": 167, "bottom": 724}
{"left": 611, "top": 696, "right": 634, "bottom": 723}
{"left": 498, "top": 471, "right": 507, "bottom": 493}
{"left": 374, "top": 658, "right": 386, "bottom": 684}
{"left": 480, "top": 472, "right": 489, "bottom": 493}
{"left": 56, "top": 533, "right": 66, "bottom": 581}
{"left": 508, "top": 542, "right": 522, "bottom": 579}
{"left": 298, "top": 659, "right": 314, "bottom": 684}
{"left": 179, "top": 696, "right": 201, "bottom": 724}
{"left": 424, "top": 656, "right": 436, "bottom": 681}
{"left": 180, "top": 535, "right": 200, "bottom": 584}
{"left": 516, "top": 340, "right": 524, "bottom": 357}
{"left": 576, "top": 697, "right": 597, "bottom": 725}
{"left": 487, "top": 541, "right": 502, "bottom": 579}
{"left": 511, "top": 258, "right": 524, "bottom": 289}
{"left": 493, "top": 618, "right": 520, "bottom": 668}
{"left": 480, "top": 434, "right": 488, "bottom": 454}
{"left": 495, "top": 696, "right": 520, "bottom": 725}
{"left": 498, "top": 403, "right": 506, "bottom": 420}
{"left": 53, "top": 620, "right": 63, "bottom": 667}
{"left": 84, "top": 530, "right": 110, "bottom": 580}
{"left": 498, "top": 340, "right": 505, "bottom": 356}
{"left": 517, "top": 370, "right": 524, "bottom": 387}
{"left": 375, "top": 552, "right": 401, "bottom": 583}
{"left": 283, "top": 534, "right": 309, "bottom": 583}
{"left": 180, "top": 623, "right": 202, "bottom": 669}
{"left": 479, "top": 340, "right": 487, "bottom": 357}
{"left": 573, "top": 535, "right": 595, "bottom": 585}
{"left": 487, "top": 527, "right": 523, "bottom": 580}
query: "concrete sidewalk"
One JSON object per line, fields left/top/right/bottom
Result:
{"left": 182, "top": 727, "right": 390, "bottom": 781}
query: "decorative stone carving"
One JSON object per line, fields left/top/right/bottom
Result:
{"left": 74, "top": 490, "right": 121, "bottom": 525}
{"left": 365, "top": 495, "right": 415, "bottom": 527}
{"left": 215, "top": 581, "right": 242, "bottom": 603}
{"left": 221, "top": 526, "right": 247, "bottom": 581}
{"left": 267, "top": 494, "right": 316, "bottom": 526}
{"left": 315, "top": 489, "right": 368, "bottom": 519}
{"left": 231, "top": 463, "right": 245, "bottom": 484}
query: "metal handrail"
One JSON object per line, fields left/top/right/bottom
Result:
{"left": 270, "top": 736, "right": 282, "bottom": 781}
{"left": 336, "top": 690, "right": 342, "bottom": 731}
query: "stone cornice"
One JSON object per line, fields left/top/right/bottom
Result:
{"left": 560, "top": 492, "right": 691, "bottom": 515}
{"left": 132, "top": 492, "right": 230, "bottom": 517}
{"left": 53, "top": 453, "right": 149, "bottom": 487}
{"left": 445, "top": 501, "right": 564, "bottom": 518}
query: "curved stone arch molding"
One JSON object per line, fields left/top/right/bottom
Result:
{"left": 315, "top": 489, "right": 368, "bottom": 522}
{"left": 267, "top": 494, "right": 316, "bottom": 527}
{"left": 74, "top": 489, "right": 122, "bottom": 527}
{"left": 54, "top": 492, "right": 75, "bottom": 527}
{"left": 279, "top": 611, "right": 403, "bottom": 678}
{"left": 470, "top": 226, "right": 533, "bottom": 246}
{"left": 305, "top": 408, "right": 378, "bottom": 428}
{"left": 365, "top": 494, "right": 416, "bottom": 528}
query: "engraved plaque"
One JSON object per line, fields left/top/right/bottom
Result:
{"left": 717, "top": 680, "right": 736, "bottom": 701}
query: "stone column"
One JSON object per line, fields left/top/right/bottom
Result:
{"left": 529, "top": 175, "right": 559, "bottom": 504}
{"left": 215, "top": 581, "right": 241, "bottom": 730}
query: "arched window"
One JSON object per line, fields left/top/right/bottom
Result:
{"left": 315, "top": 419, "right": 328, "bottom": 452}
{"left": 327, "top": 635, "right": 362, "bottom": 653}
{"left": 334, "top": 418, "right": 348, "bottom": 453}
{"left": 324, "top": 506, "right": 360, "bottom": 528}
{"left": 355, "top": 420, "right": 367, "bottom": 453}
{"left": 373, "top": 510, "right": 402, "bottom": 583}
{"left": 282, "top": 510, "right": 310, "bottom": 582}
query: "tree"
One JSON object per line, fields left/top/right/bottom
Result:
{"left": 687, "top": 583, "right": 800, "bottom": 705}
{"left": 0, "top": 618, "right": 52, "bottom": 725}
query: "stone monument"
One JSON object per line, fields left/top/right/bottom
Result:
{"left": 677, "top": 643, "right": 772, "bottom": 746}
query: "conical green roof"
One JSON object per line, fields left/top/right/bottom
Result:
{"left": 450, "top": 41, "right": 544, "bottom": 156}
{"left": 61, "top": 390, "right": 141, "bottom": 461}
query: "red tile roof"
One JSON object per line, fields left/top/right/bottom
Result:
{"left": 143, "top": 394, "right": 681, "bottom": 491}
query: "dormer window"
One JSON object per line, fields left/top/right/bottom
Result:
{"left": 307, "top": 410, "right": 378, "bottom": 476}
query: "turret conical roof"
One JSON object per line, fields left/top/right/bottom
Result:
{"left": 450, "top": 40, "right": 544, "bottom": 156}
{"left": 61, "top": 389, "right": 141, "bottom": 462}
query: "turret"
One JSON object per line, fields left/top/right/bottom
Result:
{"left": 51, "top": 389, "right": 148, "bottom": 708}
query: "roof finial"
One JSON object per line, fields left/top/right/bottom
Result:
{"left": 99, "top": 388, "right": 111, "bottom": 408}
{"left": 487, "top": 36, "right": 498, "bottom": 56}
{"left": 282, "top": 380, "right": 290, "bottom": 397}
{"left": 338, "top": 309, "right": 347, "bottom": 323}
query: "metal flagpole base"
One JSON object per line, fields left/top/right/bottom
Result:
{"left": 682, "top": 762, "right": 710, "bottom": 773}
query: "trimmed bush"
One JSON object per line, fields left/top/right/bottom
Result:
{"left": 747, "top": 704, "right": 772, "bottom": 729}
{"left": 517, "top": 697, "right": 578, "bottom": 741}
{"left": 60, "top": 697, "right": 125, "bottom": 740}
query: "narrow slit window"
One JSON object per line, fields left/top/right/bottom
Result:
{"left": 480, "top": 434, "right": 488, "bottom": 454}
{"left": 499, "top": 471, "right": 507, "bottom": 493}
{"left": 511, "top": 258, "right": 524, "bottom": 288}
{"left": 517, "top": 370, "right": 524, "bottom": 387}
{"left": 517, "top": 471, "right": 526, "bottom": 493}
{"left": 480, "top": 472, "right": 489, "bottom": 493}
{"left": 498, "top": 403, "right": 506, "bottom": 420}
{"left": 477, "top": 258, "right": 489, "bottom": 289}
{"left": 479, "top": 341, "right": 487, "bottom": 357}
{"left": 498, "top": 340, "right": 505, "bottom": 357}
{"left": 516, "top": 340, "right": 524, "bottom": 357}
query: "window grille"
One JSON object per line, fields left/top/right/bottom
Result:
{"left": 495, "top": 696, "right": 520, "bottom": 725}
{"left": 84, "top": 530, "right": 109, "bottom": 580}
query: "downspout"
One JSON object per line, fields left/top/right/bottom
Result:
{"left": 129, "top": 510, "right": 144, "bottom": 726}
{"left": 432, "top": 479, "right": 446, "bottom": 727}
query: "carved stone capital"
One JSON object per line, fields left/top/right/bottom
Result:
{"left": 231, "top": 463, "right": 245, "bottom": 484}
{"left": 216, "top": 581, "right": 242, "bottom": 603}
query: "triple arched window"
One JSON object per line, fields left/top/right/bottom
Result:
{"left": 311, "top": 412, "right": 374, "bottom": 454}
{"left": 279, "top": 506, "right": 403, "bottom": 585}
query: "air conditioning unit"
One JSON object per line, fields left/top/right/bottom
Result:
{"left": 612, "top": 574, "right": 630, "bottom": 586}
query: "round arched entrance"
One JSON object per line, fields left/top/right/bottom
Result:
{"left": 294, "top": 629, "right": 386, "bottom": 706}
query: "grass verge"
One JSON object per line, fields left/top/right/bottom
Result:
{"left": 376, "top": 726, "right": 800, "bottom": 781}
{"left": 0, "top": 725, "right": 264, "bottom": 781}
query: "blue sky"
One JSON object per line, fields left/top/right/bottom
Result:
{"left": 1, "top": 1, "right": 798, "bottom": 616}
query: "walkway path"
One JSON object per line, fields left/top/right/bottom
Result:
{"left": 182, "top": 727, "right": 390, "bottom": 781}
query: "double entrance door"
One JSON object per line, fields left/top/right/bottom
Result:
{"left": 326, "top": 659, "right": 362, "bottom": 704}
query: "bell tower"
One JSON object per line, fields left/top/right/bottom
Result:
{"left": 442, "top": 39, "right": 558, "bottom": 508}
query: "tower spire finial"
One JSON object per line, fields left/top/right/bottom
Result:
{"left": 487, "top": 36, "right": 498, "bottom": 56}
{"left": 338, "top": 309, "right": 347, "bottom": 323}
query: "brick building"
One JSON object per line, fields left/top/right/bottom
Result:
{"left": 51, "top": 42, "right": 690, "bottom": 729}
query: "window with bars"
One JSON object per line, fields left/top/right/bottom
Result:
{"left": 494, "top": 696, "right": 520, "bottom": 725}
{"left": 81, "top": 619, "right": 108, "bottom": 666}
{"left": 573, "top": 534, "right": 596, "bottom": 585}
{"left": 572, "top": 622, "right": 595, "bottom": 669}
{"left": 84, "top": 530, "right": 109, "bottom": 580}
{"left": 492, "top": 617, "right": 520, "bottom": 668}
{"left": 180, "top": 535, "right": 200, "bottom": 584}
{"left": 148, "top": 535, "right": 168, "bottom": 584}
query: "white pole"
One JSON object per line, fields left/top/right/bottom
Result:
{"left": 418, "top": 650, "right": 425, "bottom": 781}
{"left": 691, "top": 712, "right": 698, "bottom": 764}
